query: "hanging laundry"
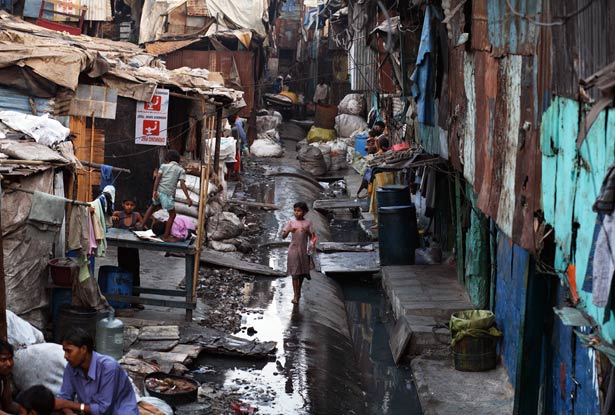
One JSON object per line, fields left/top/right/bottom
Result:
{"left": 67, "top": 205, "right": 95, "bottom": 256}
{"left": 90, "top": 199, "right": 107, "bottom": 257}
{"left": 593, "top": 163, "right": 615, "bottom": 213}
{"left": 592, "top": 213, "right": 615, "bottom": 307}
{"left": 99, "top": 185, "right": 115, "bottom": 228}
{"left": 27, "top": 191, "right": 65, "bottom": 243}
{"left": 99, "top": 164, "right": 114, "bottom": 189}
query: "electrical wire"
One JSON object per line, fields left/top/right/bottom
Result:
{"left": 506, "top": 0, "right": 595, "bottom": 27}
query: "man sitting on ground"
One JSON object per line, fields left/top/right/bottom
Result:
{"left": 55, "top": 329, "right": 138, "bottom": 415}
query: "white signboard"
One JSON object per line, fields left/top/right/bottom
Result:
{"left": 135, "top": 89, "right": 169, "bottom": 146}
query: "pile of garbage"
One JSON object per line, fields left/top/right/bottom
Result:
{"left": 251, "top": 110, "right": 283, "bottom": 158}
{"left": 297, "top": 93, "right": 368, "bottom": 176}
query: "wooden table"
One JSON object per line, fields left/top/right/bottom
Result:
{"left": 105, "top": 228, "right": 197, "bottom": 321}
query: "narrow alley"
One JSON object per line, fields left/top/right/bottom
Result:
{"left": 0, "top": 1, "right": 611, "bottom": 415}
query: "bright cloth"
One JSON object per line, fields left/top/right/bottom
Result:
{"left": 171, "top": 215, "right": 196, "bottom": 240}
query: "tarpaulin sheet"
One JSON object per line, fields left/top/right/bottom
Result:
{"left": 205, "top": 0, "right": 268, "bottom": 37}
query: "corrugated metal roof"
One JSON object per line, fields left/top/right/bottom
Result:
{"left": 0, "top": 87, "right": 55, "bottom": 115}
{"left": 487, "top": 0, "right": 541, "bottom": 57}
{"left": 348, "top": 1, "right": 376, "bottom": 92}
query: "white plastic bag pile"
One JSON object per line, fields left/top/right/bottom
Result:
{"left": 0, "top": 111, "right": 70, "bottom": 147}
{"left": 252, "top": 111, "right": 284, "bottom": 158}
{"left": 334, "top": 93, "right": 367, "bottom": 139}
{"left": 308, "top": 139, "right": 349, "bottom": 172}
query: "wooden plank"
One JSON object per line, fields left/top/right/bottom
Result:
{"left": 124, "top": 349, "right": 190, "bottom": 365}
{"left": 170, "top": 344, "right": 203, "bottom": 359}
{"left": 318, "top": 251, "right": 380, "bottom": 274}
{"left": 200, "top": 248, "right": 285, "bottom": 277}
{"left": 389, "top": 316, "right": 412, "bottom": 364}
{"left": 317, "top": 242, "right": 375, "bottom": 253}
{"left": 132, "top": 339, "right": 179, "bottom": 352}
{"left": 313, "top": 199, "right": 362, "bottom": 210}
{"left": 105, "top": 294, "right": 196, "bottom": 309}
{"left": 139, "top": 325, "right": 180, "bottom": 341}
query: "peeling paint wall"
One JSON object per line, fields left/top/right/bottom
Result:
{"left": 541, "top": 97, "right": 615, "bottom": 341}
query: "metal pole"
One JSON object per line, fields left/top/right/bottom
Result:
{"left": 213, "top": 106, "right": 223, "bottom": 175}
{"left": 0, "top": 179, "right": 7, "bottom": 342}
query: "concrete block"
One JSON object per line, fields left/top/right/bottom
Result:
{"left": 411, "top": 356, "right": 514, "bottom": 415}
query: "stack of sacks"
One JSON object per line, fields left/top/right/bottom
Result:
{"left": 252, "top": 111, "right": 283, "bottom": 158}
{"left": 334, "top": 94, "right": 367, "bottom": 139}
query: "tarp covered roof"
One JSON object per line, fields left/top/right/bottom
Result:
{"left": 0, "top": 11, "right": 245, "bottom": 106}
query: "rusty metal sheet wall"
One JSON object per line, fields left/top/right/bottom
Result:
{"left": 551, "top": 0, "right": 615, "bottom": 99}
{"left": 447, "top": 48, "right": 541, "bottom": 253}
{"left": 165, "top": 50, "right": 255, "bottom": 117}
{"left": 275, "top": 19, "right": 301, "bottom": 50}
{"left": 447, "top": 46, "right": 465, "bottom": 171}
{"left": 471, "top": 0, "right": 491, "bottom": 51}
{"left": 472, "top": 51, "right": 498, "bottom": 220}
{"left": 487, "top": 0, "right": 541, "bottom": 57}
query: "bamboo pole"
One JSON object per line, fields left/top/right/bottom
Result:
{"left": 88, "top": 113, "right": 95, "bottom": 199}
{"left": 0, "top": 179, "right": 6, "bottom": 342}
{"left": 190, "top": 105, "right": 216, "bottom": 313}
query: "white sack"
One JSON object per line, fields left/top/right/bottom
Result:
{"left": 7, "top": 310, "right": 44, "bottom": 348}
{"left": 338, "top": 93, "right": 366, "bottom": 116}
{"left": 297, "top": 146, "right": 326, "bottom": 177}
{"left": 256, "top": 115, "right": 280, "bottom": 133}
{"left": 334, "top": 114, "right": 367, "bottom": 138}
{"left": 250, "top": 139, "right": 283, "bottom": 158}
{"left": 138, "top": 397, "right": 173, "bottom": 415}
{"left": 206, "top": 212, "right": 243, "bottom": 241}
{"left": 205, "top": 137, "right": 236, "bottom": 163}
{"left": 13, "top": 343, "right": 66, "bottom": 395}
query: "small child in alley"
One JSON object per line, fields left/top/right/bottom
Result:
{"left": 282, "top": 202, "right": 315, "bottom": 304}
{"left": 141, "top": 150, "right": 193, "bottom": 241}
{"left": 112, "top": 197, "right": 143, "bottom": 309}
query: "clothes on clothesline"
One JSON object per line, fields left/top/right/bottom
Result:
{"left": 100, "top": 164, "right": 114, "bottom": 189}
{"left": 27, "top": 190, "right": 66, "bottom": 243}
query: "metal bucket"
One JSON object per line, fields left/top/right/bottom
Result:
{"left": 452, "top": 335, "right": 497, "bottom": 372}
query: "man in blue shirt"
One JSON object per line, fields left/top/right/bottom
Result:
{"left": 55, "top": 329, "right": 138, "bottom": 415}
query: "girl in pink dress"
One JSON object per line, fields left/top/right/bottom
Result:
{"left": 282, "top": 202, "right": 315, "bottom": 304}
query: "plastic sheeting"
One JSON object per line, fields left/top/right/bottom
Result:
{"left": 3, "top": 170, "right": 55, "bottom": 327}
{"left": 205, "top": 0, "right": 269, "bottom": 37}
{"left": 0, "top": 112, "right": 70, "bottom": 147}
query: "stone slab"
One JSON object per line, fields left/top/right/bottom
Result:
{"left": 411, "top": 356, "right": 514, "bottom": 415}
{"left": 389, "top": 316, "right": 412, "bottom": 364}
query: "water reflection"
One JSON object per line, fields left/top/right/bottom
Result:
{"left": 341, "top": 277, "right": 423, "bottom": 415}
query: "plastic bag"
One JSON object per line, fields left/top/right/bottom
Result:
{"left": 297, "top": 146, "right": 327, "bottom": 176}
{"left": 449, "top": 310, "right": 502, "bottom": 346}
{"left": 307, "top": 126, "right": 337, "bottom": 143}
{"left": 138, "top": 397, "right": 173, "bottom": 415}
{"left": 250, "top": 138, "right": 283, "bottom": 158}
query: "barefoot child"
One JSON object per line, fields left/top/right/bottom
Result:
{"left": 282, "top": 202, "right": 314, "bottom": 304}
{"left": 141, "top": 150, "right": 193, "bottom": 241}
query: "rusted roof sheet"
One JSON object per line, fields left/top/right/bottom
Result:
{"left": 145, "top": 38, "right": 201, "bottom": 55}
{"left": 487, "top": 0, "right": 541, "bottom": 57}
{"left": 187, "top": 0, "right": 210, "bottom": 16}
{"left": 471, "top": 0, "right": 490, "bottom": 51}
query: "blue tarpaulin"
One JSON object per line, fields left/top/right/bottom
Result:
{"left": 410, "top": 5, "right": 441, "bottom": 126}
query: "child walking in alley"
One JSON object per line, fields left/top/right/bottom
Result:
{"left": 141, "top": 150, "right": 193, "bottom": 241}
{"left": 282, "top": 202, "right": 315, "bottom": 304}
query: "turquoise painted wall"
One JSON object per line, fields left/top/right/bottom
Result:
{"left": 541, "top": 96, "right": 615, "bottom": 341}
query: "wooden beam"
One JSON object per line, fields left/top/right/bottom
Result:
{"left": 79, "top": 160, "right": 131, "bottom": 174}
{"left": 213, "top": 106, "right": 223, "bottom": 173}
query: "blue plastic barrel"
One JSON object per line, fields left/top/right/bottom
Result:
{"left": 355, "top": 132, "right": 368, "bottom": 156}
{"left": 98, "top": 266, "right": 133, "bottom": 309}
{"left": 376, "top": 185, "right": 411, "bottom": 209}
{"left": 378, "top": 205, "right": 418, "bottom": 266}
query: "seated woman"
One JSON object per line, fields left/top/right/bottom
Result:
{"left": 151, "top": 214, "right": 196, "bottom": 242}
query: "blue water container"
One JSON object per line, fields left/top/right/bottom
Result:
{"left": 98, "top": 266, "right": 133, "bottom": 309}
{"left": 378, "top": 205, "right": 419, "bottom": 266}
{"left": 355, "top": 132, "right": 368, "bottom": 156}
